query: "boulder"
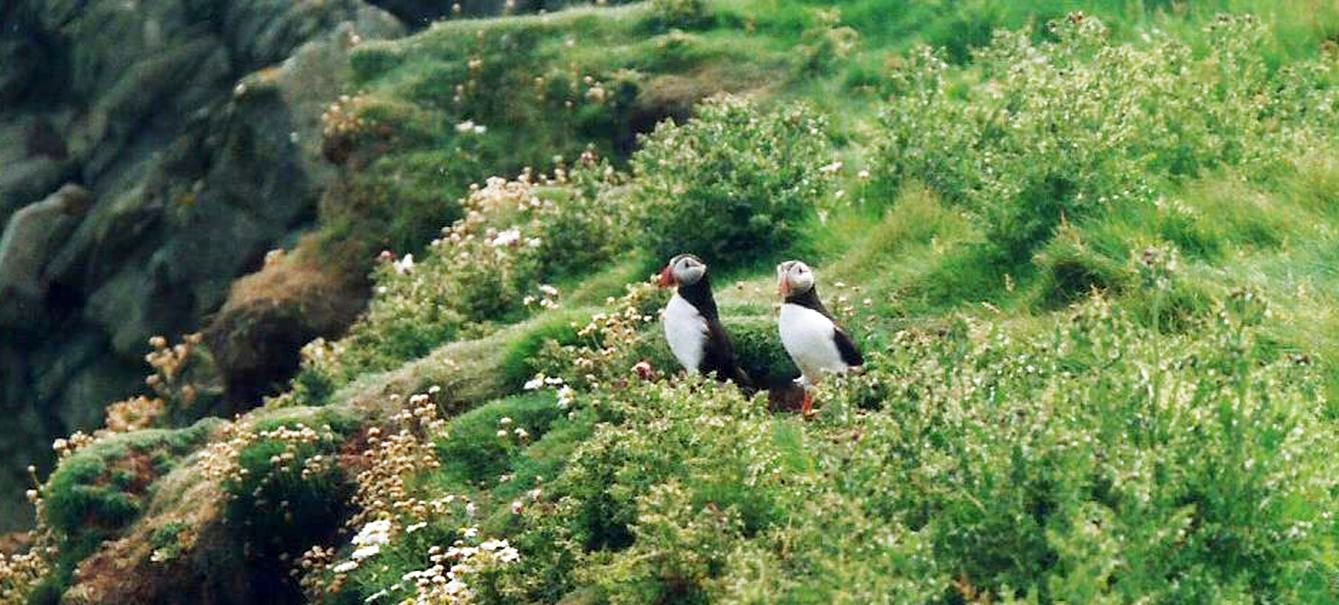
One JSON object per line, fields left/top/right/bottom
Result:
{"left": 0, "top": 184, "right": 91, "bottom": 330}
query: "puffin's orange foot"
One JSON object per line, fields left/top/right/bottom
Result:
{"left": 800, "top": 391, "right": 815, "bottom": 420}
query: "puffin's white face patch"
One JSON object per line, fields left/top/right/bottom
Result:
{"left": 777, "top": 260, "right": 815, "bottom": 295}
{"left": 664, "top": 292, "right": 708, "bottom": 373}
{"left": 670, "top": 255, "right": 705, "bottom": 286}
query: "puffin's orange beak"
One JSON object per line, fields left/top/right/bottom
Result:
{"left": 778, "top": 277, "right": 791, "bottom": 297}
{"left": 657, "top": 266, "right": 675, "bottom": 288}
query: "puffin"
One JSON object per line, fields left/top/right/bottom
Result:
{"left": 658, "top": 254, "right": 751, "bottom": 388}
{"left": 776, "top": 260, "right": 863, "bottom": 417}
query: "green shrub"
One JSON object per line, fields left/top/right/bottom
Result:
{"left": 720, "top": 313, "right": 798, "bottom": 387}
{"left": 433, "top": 393, "right": 564, "bottom": 489}
{"left": 796, "top": 8, "right": 860, "bottom": 74}
{"left": 648, "top": 0, "right": 709, "bottom": 30}
{"left": 876, "top": 14, "right": 1339, "bottom": 261}
{"left": 1030, "top": 223, "right": 1133, "bottom": 308}
{"left": 43, "top": 455, "right": 140, "bottom": 538}
{"left": 302, "top": 163, "right": 633, "bottom": 390}
{"left": 222, "top": 423, "right": 353, "bottom": 560}
{"left": 31, "top": 424, "right": 217, "bottom": 603}
{"left": 499, "top": 312, "right": 585, "bottom": 390}
{"left": 632, "top": 95, "right": 835, "bottom": 269}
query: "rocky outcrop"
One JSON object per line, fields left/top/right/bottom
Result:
{"left": 0, "top": 184, "right": 91, "bottom": 329}
{"left": 204, "top": 251, "right": 368, "bottom": 409}
{"left": 0, "top": 0, "right": 402, "bottom": 531}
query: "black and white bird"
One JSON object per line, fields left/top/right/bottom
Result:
{"left": 658, "top": 254, "right": 751, "bottom": 387}
{"left": 776, "top": 260, "right": 863, "bottom": 417}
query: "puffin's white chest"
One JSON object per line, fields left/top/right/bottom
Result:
{"left": 664, "top": 293, "right": 708, "bottom": 373}
{"left": 779, "top": 303, "right": 846, "bottom": 382}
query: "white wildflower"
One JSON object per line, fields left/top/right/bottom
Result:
{"left": 393, "top": 253, "right": 415, "bottom": 275}
{"left": 496, "top": 546, "right": 520, "bottom": 563}
{"left": 556, "top": 386, "right": 575, "bottom": 409}
{"left": 455, "top": 120, "right": 487, "bottom": 134}
{"left": 353, "top": 519, "right": 393, "bottom": 546}
{"left": 491, "top": 228, "right": 521, "bottom": 247}
{"left": 332, "top": 560, "right": 359, "bottom": 574}
{"left": 351, "top": 544, "right": 381, "bottom": 561}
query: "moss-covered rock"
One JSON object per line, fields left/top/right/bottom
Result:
{"left": 43, "top": 421, "right": 221, "bottom": 541}
{"left": 47, "top": 405, "right": 373, "bottom": 604}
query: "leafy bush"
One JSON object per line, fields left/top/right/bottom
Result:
{"left": 433, "top": 393, "right": 564, "bottom": 489}
{"left": 297, "top": 161, "right": 633, "bottom": 392}
{"left": 877, "top": 14, "right": 1339, "bottom": 261}
{"left": 648, "top": 0, "right": 709, "bottom": 30}
{"left": 219, "top": 422, "right": 353, "bottom": 562}
{"left": 633, "top": 95, "right": 835, "bottom": 269}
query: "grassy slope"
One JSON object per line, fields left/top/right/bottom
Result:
{"left": 19, "top": 0, "right": 1339, "bottom": 603}
{"left": 291, "top": 1, "right": 1339, "bottom": 602}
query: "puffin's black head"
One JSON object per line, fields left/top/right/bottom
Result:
{"left": 776, "top": 260, "right": 816, "bottom": 297}
{"left": 658, "top": 254, "right": 707, "bottom": 288}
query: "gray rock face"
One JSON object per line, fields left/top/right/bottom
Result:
{"left": 0, "top": 184, "right": 90, "bottom": 328}
{"left": 0, "top": 0, "right": 402, "bottom": 530}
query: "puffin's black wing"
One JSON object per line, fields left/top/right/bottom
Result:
{"left": 833, "top": 326, "right": 863, "bottom": 367}
{"left": 702, "top": 317, "right": 753, "bottom": 389}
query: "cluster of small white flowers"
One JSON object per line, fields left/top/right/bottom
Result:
{"left": 393, "top": 253, "right": 416, "bottom": 275}
{"left": 321, "top": 94, "right": 367, "bottom": 139}
{"left": 556, "top": 386, "right": 575, "bottom": 410}
{"left": 200, "top": 422, "right": 339, "bottom": 502}
{"left": 522, "top": 374, "right": 566, "bottom": 391}
{"left": 350, "top": 519, "right": 393, "bottom": 563}
{"left": 522, "top": 374, "right": 576, "bottom": 409}
{"left": 50, "top": 431, "right": 95, "bottom": 460}
{"left": 454, "top": 120, "right": 487, "bottom": 135}
{"left": 539, "top": 282, "right": 664, "bottom": 390}
{"left": 524, "top": 283, "right": 561, "bottom": 309}
{"left": 489, "top": 228, "right": 521, "bottom": 247}
{"left": 494, "top": 416, "right": 530, "bottom": 444}
{"left": 394, "top": 533, "right": 520, "bottom": 604}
